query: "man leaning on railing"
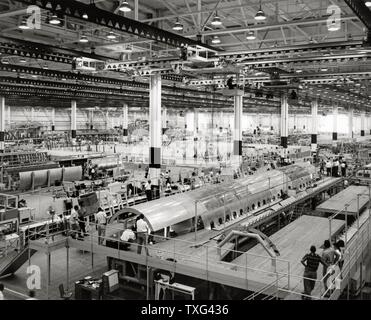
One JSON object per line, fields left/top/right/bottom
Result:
{"left": 301, "top": 245, "right": 328, "bottom": 300}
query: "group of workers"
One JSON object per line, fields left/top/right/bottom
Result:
{"left": 119, "top": 214, "right": 151, "bottom": 255}
{"left": 301, "top": 239, "right": 345, "bottom": 299}
{"left": 321, "top": 158, "right": 348, "bottom": 177}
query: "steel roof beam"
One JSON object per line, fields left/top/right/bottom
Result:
{"left": 344, "top": 0, "right": 371, "bottom": 30}
{"left": 0, "top": 36, "right": 115, "bottom": 63}
{"left": 13, "top": 0, "right": 221, "bottom": 52}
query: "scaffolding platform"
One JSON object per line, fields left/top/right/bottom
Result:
{"left": 316, "top": 186, "right": 370, "bottom": 216}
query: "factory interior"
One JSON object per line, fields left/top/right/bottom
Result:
{"left": 1, "top": 0, "right": 371, "bottom": 302}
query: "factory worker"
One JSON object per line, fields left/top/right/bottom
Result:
{"left": 325, "top": 160, "right": 332, "bottom": 176}
{"left": 301, "top": 245, "right": 328, "bottom": 300}
{"left": 165, "top": 182, "right": 172, "bottom": 195}
{"left": 95, "top": 207, "right": 107, "bottom": 245}
{"left": 145, "top": 180, "right": 152, "bottom": 201}
{"left": 136, "top": 214, "right": 150, "bottom": 255}
{"left": 69, "top": 205, "right": 80, "bottom": 239}
{"left": 120, "top": 227, "right": 136, "bottom": 250}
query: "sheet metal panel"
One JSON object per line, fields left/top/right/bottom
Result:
{"left": 132, "top": 164, "right": 315, "bottom": 232}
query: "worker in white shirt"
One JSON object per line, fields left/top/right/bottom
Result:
{"left": 69, "top": 205, "right": 80, "bottom": 239}
{"left": 136, "top": 214, "right": 150, "bottom": 255}
{"left": 333, "top": 159, "right": 340, "bottom": 177}
{"left": 120, "top": 227, "right": 136, "bottom": 250}
{"left": 145, "top": 180, "right": 152, "bottom": 201}
{"left": 0, "top": 283, "right": 4, "bottom": 300}
{"left": 95, "top": 207, "right": 107, "bottom": 245}
{"left": 325, "top": 160, "right": 332, "bottom": 177}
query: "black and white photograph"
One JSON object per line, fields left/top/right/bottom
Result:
{"left": 0, "top": 0, "right": 370, "bottom": 311}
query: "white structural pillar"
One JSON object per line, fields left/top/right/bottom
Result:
{"left": 311, "top": 100, "right": 318, "bottom": 154}
{"left": 194, "top": 109, "right": 199, "bottom": 160}
{"left": 7, "top": 106, "right": 10, "bottom": 127}
{"left": 0, "top": 96, "right": 5, "bottom": 153}
{"left": 149, "top": 74, "right": 162, "bottom": 184}
{"left": 122, "top": 103, "right": 128, "bottom": 142}
{"left": 233, "top": 94, "right": 243, "bottom": 167}
{"left": 51, "top": 108, "right": 55, "bottom": 131}
{"left": 71, "top": 100, "right": 77, "bottom": 143}
{"left": 348, "top": 108, "right": 353, "bottom": 139}
{"left": 105, "top": 110, "right": 109, "bottom": 130}
{"left": 332, "top": 106, "right": 338, "bottom": 145}
{"left": 162, "top": 107, "right": 167, "bottom": 134}
{"left": 89, "top": 109, "right": 94, "bottom": 130}
{"left": 280, "top": 94, "right": 289, "bottom": 155}
{"left": 361, "top": 111, "right": 366, "bottom": 137}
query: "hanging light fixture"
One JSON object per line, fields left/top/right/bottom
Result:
{"left": 255, "top": 1, "right": 266, "bottom": 21}
{"left": 211, "top": 35, "right": 221, "bottom": 44}
{"left": 119, "top": 1, "right": 132, "bottom": 12}
{"left": 19, "top": 57, "right": 27, "bottom": 63}
{"left": 107, "top": 31, "right": 117, "bottom": 39}
{"left": 366, "top": 1, "right": 371, "bottom": 7}
{"left": 49, "top": 14, "right": 61, "bottom": 25}
{"left": 82, "top": 13, "right": 88, "bottom": 19}
{"left": 79, "top": 35, "right": 89, "bottom": 43}
{"left": 246, "top": 30, "right": 256, "bottom": 40}
{"left": 172, "top": 18, "right": 183, "bottom": 31}
{"left": 211, "top": 12, "right": 222, "bottom": 26}
{"left": 19, "top": 18, "right": 30, "bottom": 30}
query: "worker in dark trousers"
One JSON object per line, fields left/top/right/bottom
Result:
{"left": 301, "top": 246, "right": 328, "bottom": 300}
{"left": 326, "top": 160, "right": 332, "bottom": 176}
{"left": 145, "top": 180, "right": 152, "bottom": 201}
{"left": 341, "top": 161, "right": 347, "bottom": 177}
{"left": 332, "top": 158, "right": 339, "bottom": 177}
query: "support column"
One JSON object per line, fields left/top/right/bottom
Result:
{"left": 361, "top": 111, "right": 365, "bottom": 137}
{"left": 122, "top": 103, "right": 128, "bottom": 142}
{"left": 89, "top": 109, "right": 94, "bottom": 130}
{"left": 149, "top": 74, "right": 162, "bottom": 185}
{"left": 7, "top": 106, "right": 10, "bottom": 128}
{"left": 280, "top": 94, "right": 289, "bottom": 156}
{"left": 332, "top": 106, "right": 338, "bottom": 146}
{"left": 71, "top": 100, "right": 77, "bottom": 144}
{"left": 311, "top": 100, "right": 318, "bottom": 155}
{"left": 51, "top": 108, "right": 55, "bottom": 131}
{"left": 193, "top": 109, "right": 198, "bottom": 161}
{"left": 233, "top": 95, "right": 243, "bottom": 168}
{"left": 105, "top": 110, "right": 109, "bottom": 130}
{"left": 348, "top": 108, "right": 353, "bottom": 139}
{"left": 162, "top": 107, "right": 167, "bottom": 134}
{"left": 0, "top": 96, "right": 5, "bottom": 153}
{"left": 183, "top": 112, "right": 187, "bottom": 161}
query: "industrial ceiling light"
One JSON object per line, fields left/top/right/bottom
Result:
{"left": 172, "top": 19, "right": 183, "bottom": 31}
{"left": 119, "top": 1, "right": 132, "bottom": 12}
{"left": 19, "top": 57, "right": 27, "bottom": 63}
{"left": 211, "top": 35, "right": 221, "bottom": 44}
{"left": 366, "top": 1, "right": 371, "bottom": 7}
{"left": 49, "top": 14, "right": 61, "bottom": 25}
{"left": 246, "top": 30, "right": 256, "bottom": 40}
{"left": 82, "top": 13, "right": 88, "bottom": 19}
{"left": 255, "top": 1, "right": 266, "bottom": 21}
{"left": 79, "top": 35, "right": 89, "bottom": 43}
{"left": 19, "top": 18, "right": 30, "bottom": 30}
{"left": 211, "top": 12, "right": 222, "bottom": 26}
{"left": 107, "top": 31, "right": 117, "bottom": 39}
